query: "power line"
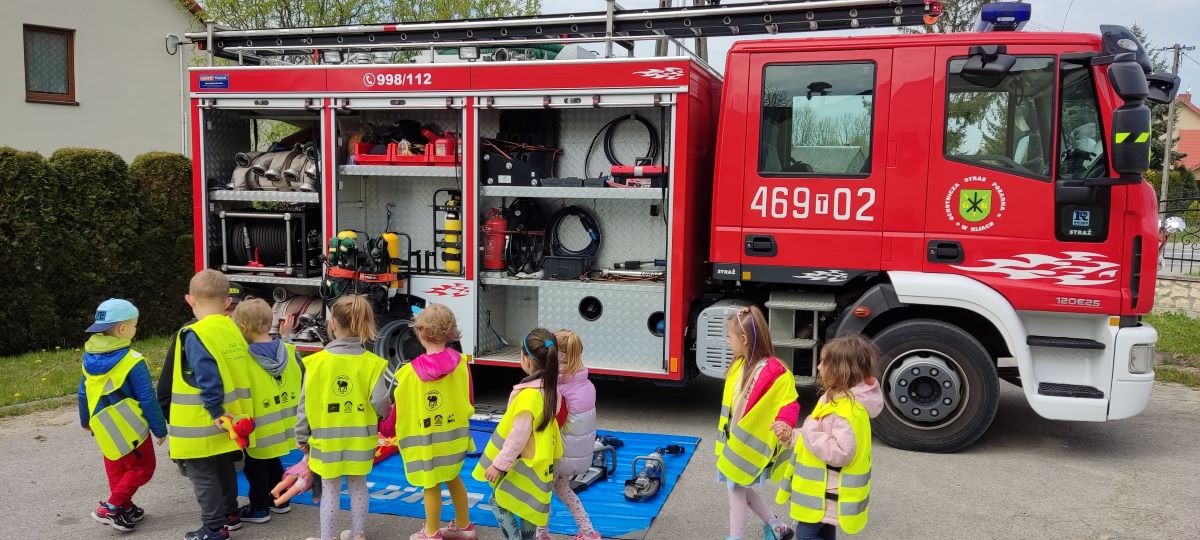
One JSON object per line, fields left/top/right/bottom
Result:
{"left": 1061, "top": 0, "right": 1076, "bottom": 31}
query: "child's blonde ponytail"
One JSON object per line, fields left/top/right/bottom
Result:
{"left": 330, "top": 294, "right": 377, "bottom": 345}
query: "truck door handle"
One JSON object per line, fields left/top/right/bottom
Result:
{"left": 927, "top": 240, "right": 963, "bottom": 264}
{"left": 745, "top": 235, "right": 777, "bottom": 257}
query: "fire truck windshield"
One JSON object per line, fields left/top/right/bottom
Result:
{"left": 945, "top": 56, "right": 1056, "bottom": 179}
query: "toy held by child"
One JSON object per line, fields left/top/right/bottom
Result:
{"left": 217, "top": 414, "right": 255, "bottom": 448}
{"left": 272, "top": 456, "right": 322, "bottom": 506}
{"left": 777, "top": 334, "right": 884, "bottom": 540}
{"left": 716, "top": 305, "right": 799, "bottom": 540}
{"left": 473, "top": 328, "right": 563, "bottom": 540}
{"left": 393, "top": 303, "right": 477, "bottom": 540}
{"left": 79, "top": 298, "right": 168, "bottom": 532}
{"left": 296, "top": 294, "right": 391, "bottom": 540}
{"left": 534, "top": 329, "right": 601, "bottom": 540}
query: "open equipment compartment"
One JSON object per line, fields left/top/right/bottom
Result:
{"left": 474, "top": 95, "right": 676, "bottom": 375}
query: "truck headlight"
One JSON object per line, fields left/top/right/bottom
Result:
{"left": 1130, "top": 344, "right": 1155, "bottom": 374}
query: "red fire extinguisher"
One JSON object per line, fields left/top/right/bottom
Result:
{"left": 483, "top": 208, "right": 508, "bottom": 271}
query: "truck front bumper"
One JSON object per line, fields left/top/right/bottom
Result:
{"left": 1108, "top": 322, "right": 1158, "bottom": 420}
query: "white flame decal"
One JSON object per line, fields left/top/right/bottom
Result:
{"left": 633, "top": 67, "right": 685, "bottom": 81}
{"left": 951, "top": 251, "right": 1119, "bottom": 286}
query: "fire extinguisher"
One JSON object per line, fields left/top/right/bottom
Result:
{"left": 483, "top": 208, "right": 508, "bottom": 271}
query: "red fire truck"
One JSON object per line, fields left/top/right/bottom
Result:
{"left": 184, "top": 0, "right": 1178, "bottom": 451}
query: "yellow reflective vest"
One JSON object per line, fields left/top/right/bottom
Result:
{"left": 83, "top": 351, "right": 151, "bottom": 460}
{"left": 246, "top": 343, "right": 302, "bottom": 459}
{"left": 775, "top": 397, "right": 872, "bottom": 534}
{"left": 716, "top": 357, "right": 798, "bottom": 486}
{"left": 393, "top": 356, "right": 475, "bottom": 488}
{"left": 168, "top": 315, "right": 254, "bottom": 460}
{"left": 473, "top": 387, "right": 562, "bottom": 527}
{"left": 304, "top": 349, "right": 387, "bottom": 477}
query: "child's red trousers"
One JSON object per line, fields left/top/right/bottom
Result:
{"left": 103, "top": 439, "right": 156, "bottom": 507}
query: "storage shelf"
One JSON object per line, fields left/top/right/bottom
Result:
{"left": 480, "top": 275, "right": 664, "bottom": 293}
{"left": 480, "top": 185, "right": 666, "bottom": 200}
{"left": 476, "top": 345, "right": 522, "bottom": 364}
{"left": 209, "top": 190, "right": 319, "bottom": 203}
{"left": 227, "top": 274, "right": 322, "bottom": 287}
{"left": 338, "top": 165, "right": 460, "bottom": 178}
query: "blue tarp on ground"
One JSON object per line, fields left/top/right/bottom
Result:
{"left": 238, "top": 421, "right": 699, "bottom": 539}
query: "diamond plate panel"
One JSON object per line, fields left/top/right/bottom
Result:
{"left": 538, "top": 286, "right": 665, "bottom": 373}
{"left": 203, "top": 109, "right": 251, "bottom": 197}
{"left": 475, "top": 280, "right": 510, "bottom": 355}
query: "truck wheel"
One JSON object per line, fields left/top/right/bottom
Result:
{"left": 870, "top": 319, "right": 998, "bottom": 453}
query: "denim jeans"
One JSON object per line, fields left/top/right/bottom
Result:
{"left": 794, "top": 520, "right": 836, "bottom": 540}
{"left": 490, "top": 493, "right": 537, "bottom": 540}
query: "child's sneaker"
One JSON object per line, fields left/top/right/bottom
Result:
{"left": 223, "top": 513, "right": 242, "bottom": 531}
{"left": 764, "top": 520, "right": 795, "bottom": 540}
{"left": 409, "top": 530, "right": 443, "bottom": 540}
{"left": 122, "top": 503, "right": 145, "bottom": 523}
{"left": 91, "top": 502, "right": 135, "bottom": 532}
{"left": 238, "top": 505, "right": 272, "bottom": 524}
{"left": 269, "top": 502, "right": 291, "bottom": 514}
{"left": 342, "top": 530, "right": 368, "bottom": 540}
{"left": 439, "top": 522, "right": 478, "bottom": 540}
{"left": 535, "top": 528, "right": 552, "bottom": 540}
{"left": 573, "top": 531, "right": 602, "bottom": 540}
{"left": 184, "top": 525, "right": 230, "bottom": 540}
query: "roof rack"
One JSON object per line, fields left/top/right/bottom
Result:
{"left": 185, "top": 0, "right": 937, "bottom": 66}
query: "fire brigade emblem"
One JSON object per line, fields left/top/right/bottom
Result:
{"left": 959, "top": 189, "right": 992, "bottom": 223}
{"left": 945, "top": 176, "right": 1006, "bottom": 233}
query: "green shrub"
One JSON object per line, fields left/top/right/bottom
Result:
{"left": 0, "top": 148, "right": 61, "bottom": 354}
{"left": 128, "top": 152, "right": 194, "bottom": 337}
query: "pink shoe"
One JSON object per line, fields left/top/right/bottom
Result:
{"left": 573, "top": 531, "right": 602, "bottom": 540}
{"left": 535, "top": 528, "right": 551, "bottom": 540}
{"left": 409, "top": 531, "right": 443, "bottom": 540}
{"left": 438, "top": 522, "right": 477, "bottom": 540}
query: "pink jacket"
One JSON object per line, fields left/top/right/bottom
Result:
{"left": 411, "top": 348, "right": 474, "bottom": 401}
{"left": 492, "top": 377, "right": 558, "bottom": 471}
{"left": 556, "top": 367, "right": 598, "bottom": 476}
{"left": 797, "top": 378, "right": 884, "bottom": 525}
{"left": 740, "top": 358, "right": 800, "bottom": 427}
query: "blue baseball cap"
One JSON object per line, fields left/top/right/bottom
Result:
{"left": 86, "top": 298, "right": 139, "bottom": 333}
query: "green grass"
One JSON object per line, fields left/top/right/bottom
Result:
{"left": 1144, "top": 313, "right": 1200, "bottom": 388}
{"left": 0, "top": 335, "right": 171, "bottom": 410}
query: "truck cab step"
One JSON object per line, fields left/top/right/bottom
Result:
{"left": 773, "top": 337, "right": 816, "bottom": 350}
{"left": 765, "top": 292, "right": 836, "bottom": 312}
{"left": 1026, "top": 336, "right": 1105, "bottom": 350}
{"left": 1037, "top": 382, "right": 1105, "bottom": 399}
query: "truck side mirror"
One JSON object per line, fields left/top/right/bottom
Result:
{"left": 1145, "top": 73, "right": 1180, "bottom": 105}
{"left": 1107, "top": 60, "right": 1152, "bottom": 183}
{"left": 961, "top": 45, "right": 1015, "bottom": 88}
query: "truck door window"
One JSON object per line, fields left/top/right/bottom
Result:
{"left": 945, "top": 56, "right": 1055, "bottom": 180}
{"left": 759, "top": 62, "right": 875, "bottom": 177}
{"left": 1055, "top": 62, "right": 1110, "bottom": 242}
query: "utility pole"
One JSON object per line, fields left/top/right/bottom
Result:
{"left": 1158, "top": 43, "right": 1195, "bottom": 210}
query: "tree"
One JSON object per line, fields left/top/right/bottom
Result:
{"left": 1131, "top": 23, "right": 1188, "bottom": 172}
{"left": 186, "top": 0, "right": 542, "bottom": 30}
{"left": 901, "top": 0, "right": 989, "bottom": 34}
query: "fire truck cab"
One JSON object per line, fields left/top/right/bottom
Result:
{"left": 184, "top": 1, "right": 1178, "bottom": 452}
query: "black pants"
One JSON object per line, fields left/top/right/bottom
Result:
{"left": 181, "top": 451, "right": 240, "bottom": 530}
{"left": 794, "top": 521, "right": 837, "bottom": 540}
{"left": 243, "top": 455, "right": 285, "bottom": 511}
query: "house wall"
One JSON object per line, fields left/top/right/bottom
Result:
{"left": 0, "top": 0, "right": 196, "bottom": 160}
{"left": 1155, "top": 275, "right": 1200, "bottom": 318}
{"left": 1174, "top": 94, "right": 1200, "bottom": 132}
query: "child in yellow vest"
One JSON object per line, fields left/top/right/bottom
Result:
{"left": 717, "top": 305, "right": 799, "bottom": 540}
{"left": 232, "top": 298, "right": 305, "bottom": 524}
{"left": 393, "top": 304, "right": 477, "bottom": 540}
{"left": 779, "top": 335, "right": 884, "bottom": 540}
{"left": 473, "top": 328, "right": 563, "bottom": 540}
{"left": 296, "top": 295, "right": 390, "bottom": 540}
{"left": 78, "top": 298, "right": 166, "bottom": 532}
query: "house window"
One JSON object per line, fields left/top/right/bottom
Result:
{"left": 23, "top": 25, "right": 76, "bottom": 105}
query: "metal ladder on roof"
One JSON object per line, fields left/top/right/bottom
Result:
{"left": 185, "top": 0, "right": 938, "bottom": 66}
{"left": 766, "top": 291, "right": 837, "bottom": 386}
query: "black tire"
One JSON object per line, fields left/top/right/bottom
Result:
{"left": 871, "top": 319, "right": 999, "bottom": 453}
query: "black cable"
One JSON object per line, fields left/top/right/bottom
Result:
{"left": 584, "top": 114, "right": 660, "bottom": 179}
{"left": 546, "top": 205, "right": 601, "bottom": 259}
{"left": 505, "top": 233, "right": 544, "bottom": 275}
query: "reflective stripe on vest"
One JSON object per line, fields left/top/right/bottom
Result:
{"left": 777, "top": 396, "right": 872, "bottom": 534}
{"left": 472, "top": 387, "right": 561, "bottom": 527}
{"left": 393, "top": 359, "right": 475, "bottom": 488}
{"left": 246, "top": 342, "right": 302, "bottom": 459}
{"left": 303, "top": 349, "right": 388, "bottom": 478}
{"left": 83, "top": 351, "right": 151, "bottom": 460}
{"left": 715, "top": 357, "right": 798, "bottom": 486}
{"left": 168, "top": 316, "right": 254, "bottom": 460}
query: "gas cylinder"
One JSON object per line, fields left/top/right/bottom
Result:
{"left": 443, "top": 193, "right": 462, "bottom": 274}
{"left": 483, "top": 208, "right": 508, "bottom": 271}
{"left": 381, "top": 231, "right": 401, "bottom": 288}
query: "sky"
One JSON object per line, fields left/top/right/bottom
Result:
{"left": 537, "top": 0, "right": 1199, "bottom": 92}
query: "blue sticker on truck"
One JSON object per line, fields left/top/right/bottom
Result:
{"left": 1072, "top": 210, "right": 1091, "bottom": 227}
{"left": 198, "top": 74, "right": 229, "bottom": 89}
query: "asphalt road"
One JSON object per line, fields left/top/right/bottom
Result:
{"left": 4, "top": 371, "right": 1198, "bottom": 539}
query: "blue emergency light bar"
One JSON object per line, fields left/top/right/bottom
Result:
{"left": 974, "top": 2, "right": 1031, "bottom": 32}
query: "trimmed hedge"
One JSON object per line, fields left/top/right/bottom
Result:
{"left": 0, "top": 148, "right": 193, "bottom": 355}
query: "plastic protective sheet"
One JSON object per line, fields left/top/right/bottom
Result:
{"left": 238, "top": 420, "right": 699, "bottom": 539}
